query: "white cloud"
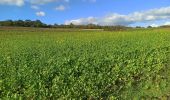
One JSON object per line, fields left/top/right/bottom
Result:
{"left": 55, "top": 5, "right": 66, "bottom": 11}
{"left": 36, "top": 11, "right": 46, "bottom": 16}
{"left": 30, "top": 0, "right": 69, "bottom": 5}
{"left": 30, "top": 0, "right": 56, "bottom": 5}
{"left": 150, "top": 24, "right": 159, "bottom": 27}
{"left": 65, "top": 17, "right": 97, "bottom": 25}
{"left": 31, "top": 5, "right": 40, "bottom": 10}
{"left": 163, "top": 21, "right": 170, "bottom": 25}
{"left": 0, "top": 0, "right": 24, "bottom": 6}
{"left": 146, "top": 21, "right": 170, "bottom": 27}
{"left": 65, "top": 6, "right": 170, "bottom": 26}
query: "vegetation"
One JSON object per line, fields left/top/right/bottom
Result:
{"left": 0, "top": 28, "right": 170, "bottom": 99}
{"left": 0, "top": 20, "right": 133, "bottom": 30}
{"left": 0, "top": 20, "right": 47, "bottom": 28}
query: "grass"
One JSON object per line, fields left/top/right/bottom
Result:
{"left": 0, "top": 28, "right": 170, "bottom": 99}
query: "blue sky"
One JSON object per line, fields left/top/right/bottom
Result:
{"left": 1, "top": 0, "right": 170, "bottom": 27}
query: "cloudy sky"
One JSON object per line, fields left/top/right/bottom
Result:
{"left": 1, "top": 0, "right": 170, "bottom": 27}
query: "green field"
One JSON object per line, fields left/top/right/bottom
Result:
{"left": 0, "top": 28, "right": 170, "bottom": 99}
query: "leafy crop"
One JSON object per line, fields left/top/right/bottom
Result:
{"left": 0, "top": 28, "right": 170, "bottom": 99}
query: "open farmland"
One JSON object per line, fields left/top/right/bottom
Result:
{"left": 0, "top": 28, "right": 170, "bottom": 99}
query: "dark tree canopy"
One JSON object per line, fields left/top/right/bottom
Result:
{"left": 0, "top": 19, "right": 156, "bottom": 30}
{"left": 0, "top": 20, "right": 48, "bottom": 28}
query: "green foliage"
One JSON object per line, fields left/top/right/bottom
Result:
{"left": 0, "top": 28, "right": 170, "bottom": 99}
{"left": 0, "top": 20, "right": 132, "bottom": 30}
{"left": 0, "top": 20, "right": 47, "bottom": 28}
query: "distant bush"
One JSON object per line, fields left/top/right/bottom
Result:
{"left": 0, "top": 20, "right": 49, "bottom": 28}
{"left": 103, "top": 25, "right": 132, "bottom": 31}
{"left": 0, "top": 20, "right": 132, "bottom": 30}
{"left": 159, "top": 25, "right": 170, "bottom": 28}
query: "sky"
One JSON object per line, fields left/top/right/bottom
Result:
{"left": 1, "top": 0, "right": 170, "bottom": 27}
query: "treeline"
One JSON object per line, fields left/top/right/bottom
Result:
{"left": 0, "top": 20, "right": 132, "bottom": 30}
{"left": 1, "top": 19, "right": 168, "bottom": 30}
{"left": 0, "top": 20, "right": 48, "bottom": 28}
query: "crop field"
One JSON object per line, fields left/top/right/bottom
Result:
{"left": 0, "top": 28, "right": 170, "bottom": 99}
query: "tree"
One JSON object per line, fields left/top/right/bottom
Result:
{"left": 147, "top": 26, "right": 152, "bottom": 28}
{"left": 69, "top": 23, "right": 74, "bottom": 28}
